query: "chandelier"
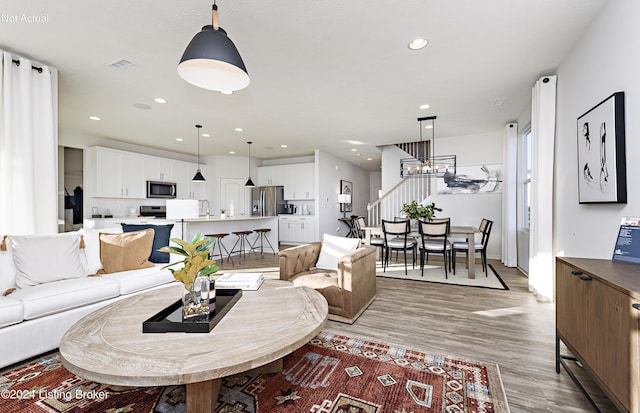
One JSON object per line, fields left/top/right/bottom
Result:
{"left": 400, "top": 116, "right": 456, "bottom": 178}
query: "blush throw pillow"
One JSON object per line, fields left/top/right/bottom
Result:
{"left": 121, "top": 224, "right": 174, "bottom": 263}
{"left": 10, "top": 234, "right": 88, "bottom": 288}
{"left": 98, "top": 229, "right": 155, "bottom": 274}
{"left": 315, "top": 233, "right": 361, "bottom": 271}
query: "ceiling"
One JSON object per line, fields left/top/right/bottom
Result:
{"left": 0, "top": 0, "right": 607, "bottom": 171}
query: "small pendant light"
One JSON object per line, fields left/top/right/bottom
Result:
{"left": 192, "top": 125, "right": 206, "bottom": 181}
{"left": 245, "top": 141, "right": 255, "bottom": 187}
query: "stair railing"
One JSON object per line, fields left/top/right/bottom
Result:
{"left": 367, "top": 177, "right": 430, "bottom": 226}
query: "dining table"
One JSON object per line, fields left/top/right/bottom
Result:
{"left": 363, "top": 224, "right": 481, "bottom": 279}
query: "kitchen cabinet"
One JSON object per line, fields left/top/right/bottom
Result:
{"left": 88, "top": 147, "right": 145, "bottom": 198}
{"left": 283, "top": 163, "right": 314, "bottom": 200}
{"left": 144, "top": 157, "right": 173, "bottom": 181}
{"left": 279, "top": 216, "right": 316, "bottom": 244}
{"left": 258, "top": 163, "right": 314, "bottom": 200}
{"left": 257, "top": 165, "right": 284, "bottom": 186}
{"left": 556, "top": 257, "right": 640, "bottom": 413}
{"left": 173, "top": 161, "right": 206, "bottom": 200}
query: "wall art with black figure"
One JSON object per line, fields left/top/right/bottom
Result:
{"left": 340, "top": 180, "right": 353, "bottom": 213}
{"left": 577, "top": 91, "right": 626, "bottom": 203}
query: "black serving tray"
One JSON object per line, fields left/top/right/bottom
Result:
{"left": 143, "top": 289, "right": 242, "bottom": 333}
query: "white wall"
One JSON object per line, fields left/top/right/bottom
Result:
{"left": 201, "top": 154, "right": 255, "bottom": 216}
{"left": 315, "top": 149, "right": 371, "bottom": 238}
{"left": 429, "top": 131, "right": 504, "bottom": 259}
{"left": 380, "top": 131, "right": 504, "bottom": 259}
{"left": 554, "top": 0, "right": 640, "bottom": 258}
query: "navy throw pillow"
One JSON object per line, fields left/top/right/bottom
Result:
{"left": 121, "top": 223, "right": 174, "bottom": 263}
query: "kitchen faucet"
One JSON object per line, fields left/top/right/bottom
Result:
{"left": 200, "top": 199, "right": 210, "bottom": 219}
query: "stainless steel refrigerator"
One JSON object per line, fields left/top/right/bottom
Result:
{"left": 251, "top": 186, "right": 286, "bottom": 216}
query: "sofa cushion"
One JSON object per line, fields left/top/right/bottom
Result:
{"left": 8, "top": 277, "right": 120, "bottom": 320}
{"left": 10, "top": 234, "right": 88, "bottom": 288}
{"left": 98, "top": 229, "right": 155, "bottom": 274}
{"left": 100, "top": 264, "right": 174, "bottom": 295}
{"left": 121, "top": 224, "right": 174, "bottom": 263}
{"left": 0, "top": 296, "right": 23, "bottom": 327}
{"left": 315, "top": 234, "right": 360, "bottom": 271}
{"left": 291, "top": 270, "right": 339, "bottom": 289}
{"left": 78, "top": 227, "right": 123, "bottom": 274}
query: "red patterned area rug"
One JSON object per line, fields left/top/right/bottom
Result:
{"left": 0, "top": 331, "right": 510, "bottom": 413}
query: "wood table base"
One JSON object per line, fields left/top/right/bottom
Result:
{"left": 186, "top": 379, "right": 221, "bottom": 413}
{"left": 186, "top": 358, "right": 284, "bottom": 413}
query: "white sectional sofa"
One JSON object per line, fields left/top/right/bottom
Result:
{"left": 0, "top": 226, "right": 179, "bottom": 369}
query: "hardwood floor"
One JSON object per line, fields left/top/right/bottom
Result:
{"left": 219, "top": 246, "right": 618, "bottom": 413}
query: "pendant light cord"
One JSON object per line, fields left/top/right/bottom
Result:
{"left": 211, "top": 2, "right": 219, "bottom": 30}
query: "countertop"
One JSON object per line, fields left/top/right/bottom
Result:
{"left": 186, "top": 216, "right": 278, "bottom": 222}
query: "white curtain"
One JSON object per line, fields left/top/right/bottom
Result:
{"left": 501, "top": 123, "right": 518, "bottom": 267}
{"left": 529, "top": 75, "right": 557, "bottom": 302}
{"left": 0, "top": 51, "right": 58, "bottom": 234}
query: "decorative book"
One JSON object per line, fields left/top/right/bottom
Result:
{"left": 215, "top": 272, "right": 264, "bottom": 290}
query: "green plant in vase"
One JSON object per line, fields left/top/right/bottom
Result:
{"left": 160, "top": 233, "right": 219, "bottom": 318}
{"left": 401, "top": 200, "right": 442, "bottom": 221}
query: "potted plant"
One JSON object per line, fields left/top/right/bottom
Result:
{"left": 160, "top": 233, "right": 219, "bottom": 318}
{"left": 401, "top": 200, "right": 442, "bottom": 221}
{"left": 220, "top": 209, "right": 226, "bottom": 219}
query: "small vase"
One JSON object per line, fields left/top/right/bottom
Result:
{"left": 220, "top": 213, "right": 226, "bottom": 219}
{"left": 182, "top": 277, "right": 210, "bottom": 319}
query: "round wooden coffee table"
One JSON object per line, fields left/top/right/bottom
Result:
{"left": 60, "top": 280, "right": 328, "bottom": 413}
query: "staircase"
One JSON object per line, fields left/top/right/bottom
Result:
{"left": 395, "top": 141, "right": 430, "bottom": 161}
{"left": 367, "top": 176, "right": 430, "bottom": 226}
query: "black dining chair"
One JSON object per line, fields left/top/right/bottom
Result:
{"left": 417, "top": 219, "right": 451, "bottom": 278}
{"left": 381, "top": 219, "right": 416, "bottom": 275}
{"left": 452, "top": 219, "right": 493, "bottom": 276}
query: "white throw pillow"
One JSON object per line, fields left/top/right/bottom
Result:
{"left": 315, "top": 234, "right": 360, "bottom": 271}
{"left": 0, "top": 240, "right": 17, "bottom": 291}
{"left": 10, "top": 233, "right": 88, "bottom": 288}
{"left": 78, "top": 227, "right": 123, "bottom": 274}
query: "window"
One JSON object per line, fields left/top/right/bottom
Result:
{"left": 521, "top": 129, "right": 532, "bottom": 229}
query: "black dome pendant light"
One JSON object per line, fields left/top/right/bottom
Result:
{"left": 245, "top": 141, "right": 255, "bottom": 187}
{"left": 178, "top": 1, "right": 249, "bottom": 92}
{"left": 192, "top": 125, "right": 206, "bottom": 182}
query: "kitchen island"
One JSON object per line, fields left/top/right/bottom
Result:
{"left": 185, "top": 216, "right": 279, "bottom": 259}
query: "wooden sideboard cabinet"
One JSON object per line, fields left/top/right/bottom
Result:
{"left": 556, "top": 257, "right": 640, "bottom": 413}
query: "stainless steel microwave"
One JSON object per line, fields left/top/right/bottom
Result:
{"left": 146, "top": 181, "right": 176, "bottom": 199}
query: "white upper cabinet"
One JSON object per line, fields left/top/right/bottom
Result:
{"left": 89, "top": 147, "right": 145, "bottom": 198}
{"left": 283, "top": 163, "right": 314, "bottom": 200}
{"left": 87, "top": 147, "right": 204, "bottom": 200}
{"left": 257, "top": 165, "right": 284, "bottom": 186}
{"left": 144, "top": 157, "right": 173, "bottom": 181}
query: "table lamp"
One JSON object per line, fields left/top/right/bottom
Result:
{"left": 166, "top": 199, "right": 199, "bottom": 240}
{"left": 338, "top": 194, "right": 351, "bottom": 219}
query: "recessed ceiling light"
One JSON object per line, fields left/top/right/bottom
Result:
{"left": 220, "top": 90, "right": 233, "bottom": 95}
{"left": 281, "top": 144, "right": 288, "bottom": 148}
{"left": 351, "top": 148, "right": 357, "bottom": 152}
{"left": 493, "top": 97, "right": 506, "bottom": 106}
{"left": 425, "top": 125, "right": 433, "bottom": 129}
{"left": 356, "top": 153, "right": 361, "bottom": 157}
{"left": 88, "top": 116, "right": 101, "bottom": 121}
{"left": 175, "top": 138, "right": 183, "bottom": 142}
{"left": 367, "top": 157, "right": 373, "bottom": 161}
{"left": 234, "top": 128, "right": 243, "bottom": 132}
{"left": 408, "top": 38, "right": 428, "bottom": 50}
{"left": 345, "top": 140, "right": 365, "bottom": 145}
{"left": 202, "top": 133, "right": 210, "bottom": 137}
{"left": 229, "top": 151, "right": 235, "bottom": 154}
{"left": 419, "top": 104, "right": 431, "bottom": 110}
{"left": 154, "top": 98, "right": 167, "bottom": 104}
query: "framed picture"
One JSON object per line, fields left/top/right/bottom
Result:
{"left": 340, "top": 180, "right": 353, "bottom": 213}
{"left": 577, "top": 91, "right": 626, "bottom": 204}
{"left": 436, "top": 164, "right": 503, "bottom": 195}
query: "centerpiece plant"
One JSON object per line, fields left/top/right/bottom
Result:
{"left": 401, "top": 200, "right": 442, "bottom": 221}
{"left": 160, "top": 233, "right": 219, "bottom": 318}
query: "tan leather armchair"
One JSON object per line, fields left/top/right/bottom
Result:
{"left": 279, "top": 242, "right": 376, "bottom": 324}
